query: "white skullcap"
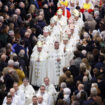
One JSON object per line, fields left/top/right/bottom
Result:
{"left": 37, "top": 41, "right": 43, "bottom": 47}
{"left": 63, "top": 88, "right": 71, "bottom": 95}
{"left": 8, "top": 59, "right": 14, "bottom": 66}
{"left": 57, "top": 9, "right": 63, "bottom": 15}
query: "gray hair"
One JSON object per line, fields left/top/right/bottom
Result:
{"left": 8, "top": 59, "right": 14, "bottom": 66}
{"left": 18, "top": 50, "right": 25, "bottom": 57}
{"left": 63, "top": 88, "right": 71, "bottom": 95}
{"left": 83, "top": 76, "right": 88, "bottom": 82}
{"left": 60, "top": 82, "right": 67, "bottom": 89}
{"left": 14, "top": 62, "right": 19, "bottom": 68}
{"left": 91, "top": 87, "right": 97, "bottom": 96}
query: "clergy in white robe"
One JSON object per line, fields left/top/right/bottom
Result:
{"left": 19, "top": 78, "right": 35, "bottom": 105}
{"left": 37, "top": 96, "right": 46, "bottom": 105}
{"left": 42, "top": 77, "right": 57, "bottom": 103}
{"left": 30, "top": 41, "right": 48, "bottom": 86}
{"left": 13, "top": 82, "right": 25, "bottom": 105}
{"left": 48, "top": 41, "right": 65, "bottom": 86}
{"left": 60, "top": 34, "right": 71, "bottom": 67}
{"left": 2, "top": 95, "right": 15, "bottom": 105}
{"left": 36, "top": 85, "right": 52, "bottom": 105}
{"left": 3, "top": 88, "right": 19, "bottom": 105}
{"left": 29, "top": 96, "right": 38, "bottom": 105}
{"left": 56, "top": 9, "right": 67, "bottom": 31}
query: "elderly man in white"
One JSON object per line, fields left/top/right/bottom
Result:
{"left": 36, "top": 85, "right": 53, "bottom": 105}
{"left": 55, "top": 9, "right": 67, "bottom": 30}
{"left": 19, "top": 78, "right": 35, "bottom": 105}
{"left": 30, "top": 41, "right": 48, "bottom": 86}
{"left": 60, "top": 34, "right": 71, "bottom": 67}
{"left": 3, "top": 88, "right": 19, "bottom": 105}
{"left": 43, "top": 77, "right": 57, "bottom": 104}
{"left": 48, "top": 41, "right": 65, "bottom": 86}
{"left": 49, "top": 17, "right": 62, "bottom": 42}
{"left": 37, "top": 96, "right": 46, "bottom": 105}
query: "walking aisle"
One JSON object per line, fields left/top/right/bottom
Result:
{"left": 29, "top": 8, "right": 84, "bottom": 86}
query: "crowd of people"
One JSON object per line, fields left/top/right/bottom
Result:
{"left": 0, "top": 0, "right": 105, "bottom": 105}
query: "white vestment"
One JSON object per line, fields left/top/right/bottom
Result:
{"left": 15, "top": 89, "right": 25, "bottom": 105}
{"left": 30, "top": 49, "right": 48, "bottom": 86}
{"left": 60, "top": 42, "right": 71, "bottom": 67}
{"left": 3, "top": 95, "right": 19, "bottom": 105}
{"left": 56, "top": 15, "right": 67, "bottom": 31}
{"left": 2, "top": 103, "right": 15, "bottom": 105}
{"left": 43, "top": 83, "right": 57, "bottom": 104}
{"left": 38, "top": 102, "right": 46, "bottom": 105}
{"left": 19, "top": 84, "right": 35, "bottom": 105}
{"left": 36, "top": 91, "right": 52, "bottom": 105}
{"left": 48, "top": 48, "right": 65, "bottom": 85}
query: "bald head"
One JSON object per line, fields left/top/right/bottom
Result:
{"left": 37, "top": 96, "right": 43, "bottom": 103}
{"left": 9, "top": 88, "right": 15, "bottom": 97}
{"left": 1, "top": 54, "right": 6, "bottom": 61}
{"left": 15, "top": 8, "right": 21, "bottom": 15}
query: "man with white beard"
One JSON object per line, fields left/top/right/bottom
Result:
{"left": 30, "top": 41, "right": 48, "bottom": 86}
{"left": 48, "top": 41, "right": 65, "bottom": 86}
{"left": 19, "top": 78, "right": 35, "bottom": 105}
{"left": 36, "top": 85, "right": 52, "bottom": 105}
